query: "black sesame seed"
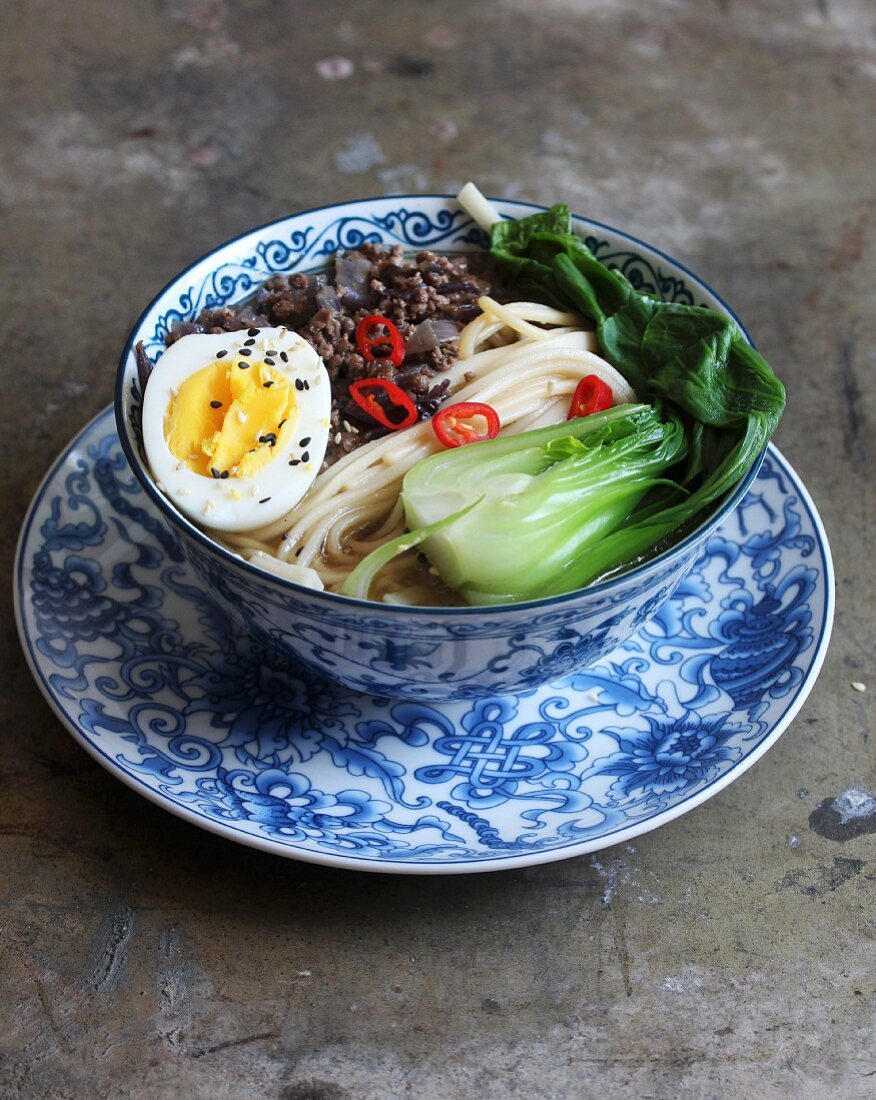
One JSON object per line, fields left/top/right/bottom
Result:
{"left": 264, "top": 358, "right": 275, "bottom": 366}
{"left": 301, "top": 451, "right": 310, "bottom": 463}
{"left": 303, "top": 380, "right": 310, "bottom": 390}
{"left": 220, "top": 470, "right": 229, "bottom": 479}
{"left": 294, "top": 378, "right": 304, "bottom": 391}
{"left": 209, "top": 400, "right": 222, "bottom": 408}
{"left": 247, "top": 327, "right": 259, "bottom": 337}
{"left": 216, "top": 349, "right": 228, "bottom": 358}
{"left": 266, "top": 350, "right": 277, "bottom": 356}
{"left": 258, "top": 496, "right": 271, "bottom": 504}
{"left": 237, "top": 362, "right": 250, "bottom": 369}
{"left": 288, "top": 458, "right": 300, "bottom": 466}
{"left": 211, "top": 467, "right": 220, "bottom": 479}
{"left": 299, "top": 436, "right": 311, "bottom": 447}
{"left": 244, "top": 338, "right": 255, "bottom": 347}
{"left": 239, "top": 348, "right": 252, "bottom": 356}
{"left": 280, "top": 351, "right": 289, "bottom": 362}
{"left": 263, "top": 381, "right": 275, "bottom": 388}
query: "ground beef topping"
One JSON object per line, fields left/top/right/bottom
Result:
{"left": 166, "top": 245, "right": 507, "bottom": 466}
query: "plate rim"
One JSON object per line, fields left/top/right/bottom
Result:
{"left": 14, "top": 407, "right": 836, "bottom": 875}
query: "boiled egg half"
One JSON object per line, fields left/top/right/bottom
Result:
{"left": 142, "top": 326, "right": 331, "bottom": 532}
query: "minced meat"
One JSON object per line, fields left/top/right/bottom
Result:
{"left": 166, "top": 245, "right": 507, "bottom": 466}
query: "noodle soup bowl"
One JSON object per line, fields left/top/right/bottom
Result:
{"left": 116, "top": 194, "right": 763, "bottom": 702}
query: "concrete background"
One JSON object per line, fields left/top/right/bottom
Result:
{"left": 2, "top": 1, "right": 874, "bottom": 1096}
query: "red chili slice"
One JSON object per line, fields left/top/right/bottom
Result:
{"left": 433, "top": 402, "right": 501, "bottom": 448}
{"left": 568, "top": 375, "right": 614, "bottom": 419}
{"left": 355, "top": 314, "right": 406, "bottom": 367}
{"left": 349, "top": 378, "right": 418, "bottom": 431}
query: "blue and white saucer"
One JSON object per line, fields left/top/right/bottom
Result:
{"left": 14, "top": 408, "right": 834, "bottom": 874}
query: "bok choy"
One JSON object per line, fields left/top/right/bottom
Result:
{"left": 343, "top": 405, "right": 687, "bottom": 603}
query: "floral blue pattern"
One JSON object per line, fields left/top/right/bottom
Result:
{"left": 15, "top": 409, "right": 833, "bottom": 871}
{"left": 586, "top": 712, "right": 746, "bottom": 807}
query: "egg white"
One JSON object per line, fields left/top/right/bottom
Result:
{"left": 142, "top": 327, "right": 331, "bottom": 532}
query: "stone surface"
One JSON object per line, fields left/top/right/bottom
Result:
{"left": 1, "top": 1, "right": 874, "bottom": 1097}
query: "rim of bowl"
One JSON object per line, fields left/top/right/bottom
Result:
{"left": 114, "top": 192, "right": 766, "bottom": 616}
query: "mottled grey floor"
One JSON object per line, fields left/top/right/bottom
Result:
{"left": 2, "top": 1, "right": 874, "bottom": 1097}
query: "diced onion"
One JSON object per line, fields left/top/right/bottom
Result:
{"left": 336, "top": 252, "right": 372, "bottom": 295}
{"left": 315, "top": 284, "right": 341, "bottom": 312}
{"left": 406, "top": 318, "right": 460, "bottom": 354}
{"left": 432, "top": 319, "right": 460, "bottom": 342}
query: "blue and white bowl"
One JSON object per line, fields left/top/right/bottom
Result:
{"left": 115, "top": 195, "right": 764, "bottom": 702}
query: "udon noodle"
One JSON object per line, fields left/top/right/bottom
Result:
{"left": 217, "top": 298, "right": 637, "bottom": 604}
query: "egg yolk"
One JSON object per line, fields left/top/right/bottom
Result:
{"left": 164, "top": 359, "right": 297, "bottom": 478}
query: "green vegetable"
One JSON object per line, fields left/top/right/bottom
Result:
{"left": 343, "top": 204, "right": 785, "bottom": 604}
{"left": 342, "top": 406, "right": 687, "bottom": 604}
